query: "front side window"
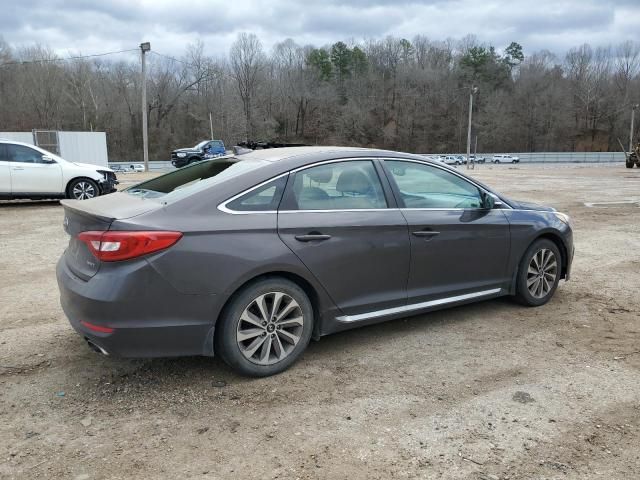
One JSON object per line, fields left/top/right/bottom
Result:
{"left": 7, "top": 145, "right": 44, "bottom": 164}
{"left": 226, "top": 176, "right": 287, "bottom": 211}
{"left": 287, "top": 160, "right": 387, "bottom": 210}
{"left": 385, "top": 160, "right": 483, "bottom": 209}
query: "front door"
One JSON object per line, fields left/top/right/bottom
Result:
{"left": 277, "top": 159, "right": 410, "bottom": 316}
{"left": 383, "top": 159, "right": 511, "bottom": 303}
{"left": 0, "top": 144, "right": 10, "bottom": 195}
{"left": 6, "top": 144, "right": 62, "bottom": 194}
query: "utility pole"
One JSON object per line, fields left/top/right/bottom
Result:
{"left": 630, "top": 104, "right": 639, "bottom": 152}
{"left": 209, "top": 112, "right": 214, "bottom": 140}
{"left": 140, "top": 42, "right": 151, "bottom": 172}
{"left": 466, "top": 85, "right": 478, "bottom": 170}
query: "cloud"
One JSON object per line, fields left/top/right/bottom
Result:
{"left": 1, "top": 0, "right": 638, "bottom": 60}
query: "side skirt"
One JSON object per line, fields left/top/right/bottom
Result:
{"left": 336, "top": 288, "right": 503, "bottom": 323}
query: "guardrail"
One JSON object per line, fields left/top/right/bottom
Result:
{"left": 424, "top": 152, "right": 626, "bottom": 163}
{"left": 108, "top": 161, "right": 174, "bottom": 172}
{"left": 109, "top": 152, "right": 627, "bottom": 171}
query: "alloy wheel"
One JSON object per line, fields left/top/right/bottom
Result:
{"left": 72, "top": 181, "right": 97, "bottom": 200}
{"left": 236, "top": 291, "right": 304, "bottom": 365}
{"left": 526, "top": 248, "right": 557, "bottom": 298}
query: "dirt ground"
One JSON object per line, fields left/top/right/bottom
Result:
{"left": 1, "top": 164, "right": 639, "bottom": 480}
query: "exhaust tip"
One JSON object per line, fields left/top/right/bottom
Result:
{"left": 85, "top": 338, "right": 109, "bottom": 356}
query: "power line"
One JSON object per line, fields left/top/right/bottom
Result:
{"left": 150, "top": 50, "right": 194, "bottom": 66}
{"left": 0, "top": 48, "right": 138, "bottom": 68}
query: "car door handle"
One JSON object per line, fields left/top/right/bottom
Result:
{"left": 11, "top": 167, "right": 24, "bottom": 171}
{"left": 412, "top": 230, "right": 440, "bottom": 237}
{"left": 294, "top": 234, "right": 332, "bottom": 242}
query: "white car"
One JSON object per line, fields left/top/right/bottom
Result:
{"left": 442, "top": 155, "right": 464, "bottom": 166}
{"left": 0, "top": 140, "right": 118, "bottom": 200}
{"left": 492, "top": 154, "right": 520, "bottom": 164}
{"left": 128, "top": 164, "right": 145, "bottom": 172}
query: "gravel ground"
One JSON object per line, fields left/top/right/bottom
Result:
{"left": 1, "top": 164, "right": 639, "bottom": 480}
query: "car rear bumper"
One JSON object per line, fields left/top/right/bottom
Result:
{"left": 56, "top": 255, "right": 218, "bottom": 358}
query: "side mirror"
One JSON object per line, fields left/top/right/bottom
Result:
{"left": 41, "top": 155, "right": 56, "bottom": 164}
{"left": 482, "top": 192, "right": 503, "bottom": 209}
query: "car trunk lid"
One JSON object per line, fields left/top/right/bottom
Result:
{"left": 61, "top": 192, "right": 162, "bottom": 280}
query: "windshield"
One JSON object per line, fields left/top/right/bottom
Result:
{"left": 125, "top": 157, "right": 268, "bottom": 203}
{"left": 194, "top": 141, "right": 208, "bottom": 149}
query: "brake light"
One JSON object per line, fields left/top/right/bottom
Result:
{"left": 78, "top": 231, "right": 183, "bottom": 262}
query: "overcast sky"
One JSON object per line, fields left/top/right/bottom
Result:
{"left": 2, "top": 0, "right": 639, "bottom": 61}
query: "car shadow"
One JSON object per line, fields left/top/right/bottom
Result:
{"left": 71, "top": 296, "right": 518, "bottom": 401}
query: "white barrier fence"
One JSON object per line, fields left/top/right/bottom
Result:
{"left": 425, "top": 152, "right": 626, "bottom": 163}
{"left": 109, "top": 151, "right": 627, "bottom": 172}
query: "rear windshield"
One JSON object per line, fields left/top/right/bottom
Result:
{"left": 125, "top": 157, "right": 267, "bottom": 202}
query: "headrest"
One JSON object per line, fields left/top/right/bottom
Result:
{"left": 335, "top": 168, "right": 372, "bottom": 195}
{"left": 307, "top": 168, "right": 333, "bottom": 184}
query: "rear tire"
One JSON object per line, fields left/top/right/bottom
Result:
{"left": 215, "top": 277, "right": 314, "bottom": 377}
{"left": 514, "top": 239, "right": 562, "bottom": 307}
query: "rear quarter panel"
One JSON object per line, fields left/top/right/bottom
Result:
{"left": 111, "top": 206, "right": 341, "bottom": 328}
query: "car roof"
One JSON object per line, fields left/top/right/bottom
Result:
{"left": 0, "top": 139, "right": 35, "bottom": 147}
{"left": 237, "top": 146, "right": 421, "bottom": 163}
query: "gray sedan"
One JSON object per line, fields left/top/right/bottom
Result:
{"left": 56, "top": 147, "right": 574, "bottom": 376}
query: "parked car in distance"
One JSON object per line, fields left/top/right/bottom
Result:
{"left": 128, "top": 164, "right": 144, "bottom": 173}
{"left": 442, "top": 155, "right": 463, "bottom": 166}
{"left": 57, "top": 147, "right": 574, "bottom": 377}
{"left": 469, "top": 155, "right": 486, "bottom": 164}
{"left": 171, "top": 140, "right": 226, "bottom": 168}
{"left": 492, "top": 154, "right": 520, "bottom": 164}
{"left": 0, "top": 140, "right": 117, "bottom": 200}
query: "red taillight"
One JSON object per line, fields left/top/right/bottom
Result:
{"left": 81, "top": 321, "right": 115, "bottom": 333}
{"left": 78, "top": 230, "right": 183, "bottom": 262}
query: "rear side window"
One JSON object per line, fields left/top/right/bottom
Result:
{"left": 225, "top": 176, "right": 288, "bottom": 212}
{"left": 285, "top": 160, "right": 387, "bottom": 210}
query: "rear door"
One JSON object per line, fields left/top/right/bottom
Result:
{"left": 277, "top": 159, "right": 410, "bottom": 316}
{"left": 382, "top": 159, "right": 511, "bottom": 303}
{"left": 6, "top": 144, "right": 63, "bottom": 194}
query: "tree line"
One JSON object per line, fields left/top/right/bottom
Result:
{"left": 0, "top": 34, "right": 638, "bottom": 161}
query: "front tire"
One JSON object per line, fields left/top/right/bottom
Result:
{"left": 514, "top": 239, "right": 562, "bottom": 306}
{"left": 67, "top": 178, "right": 99, "bottom": 200}
{"left": 215, "top": 277, "right": 314, "bottom": 377}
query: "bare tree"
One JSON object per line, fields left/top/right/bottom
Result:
{"left": 230, "top": 33, "right": 264, "bottom": 141}
{"left": 0, "top": 35, "right": 638, "bottom": 159}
